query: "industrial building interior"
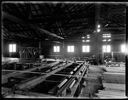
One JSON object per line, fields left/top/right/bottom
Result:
{"left": 1, "top": 1, "right": 127, "bottom": 99}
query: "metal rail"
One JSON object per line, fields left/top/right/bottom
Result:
{"left": 16, "top": 63, "right": 73, "bottom": 90}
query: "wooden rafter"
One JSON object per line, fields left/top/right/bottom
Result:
{"left": 3, "top": 12, "right": 64, "bottom": 40}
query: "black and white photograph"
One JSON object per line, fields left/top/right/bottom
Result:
{"left": 1, "top": 1, "right": 128, "bottom": 99}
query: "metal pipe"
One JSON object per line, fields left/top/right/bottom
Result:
{"left": 68, "top": 75, "right": 72, "bottom": 79}
{"left": 80, "top": 66, "right": 85, "bottom": 73}
{"left": 73, "top": 67, "right": 77, "bottom": 71}
{"left": 57, "top": 79, "right": 68, "bottom": 89}
{"left": 69, "top": 80, "right": 76, "bottom": 89}
{"left": 70, "top": 71, "right": 73, "bottom": 75}
{"left": 78, "top": 72, "right": 81, "bottom": 75}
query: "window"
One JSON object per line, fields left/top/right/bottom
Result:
{"left": 82, "top": 37, "right": 85, "bottom": 39}
{"left": 82, "top": 45, "right": 90, "bottom": 52}
{"left": 87, "top": 35, "right": 90, "bottom": 38}
{"left": 102, "top": 39, "right": 111, "bottom": 42}
{"left": 102, "top": 34, "right": 111, "bottom": 38}
{"left": 53, "top": 46, "right": 60, "bottom": 52}
{"left": 86, "top": 40, "right": 90, "bottom": 42}
{"left": 121, "top": 44, "right": 126, "bottom": 53}
{"left": 108, "top": 39, "right": 111, "bottom": 42}
{"left": 97, "top": 24, "right": 100, "bottom": 28}
{"left": 82, "top": 40, "right": 85, "bottom": 42}
{"left": 97, "top": 28, "right": 101, "bottom": 32}
{"left": 102, "top": 39, "right": 107, "bottom": 42}
{"left": 67, "top": 46, "right": 74, "bottom": 52}
{"left": 102, "top": 45, "right": 111, "bottom": 53}
{"left": 9, "top": 44, "right": 16, "bottom": 52}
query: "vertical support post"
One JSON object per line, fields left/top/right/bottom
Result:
{"left": 112, "top": 51, "right": 114, "bottom": 61}
{"left": 39, "top": 41, "right": 42, "bottom": 55}
{"left": 2, "top": 34, "right": 3, "bottom": 58}
{"left": 95, "top": 4, "right": 101, "bottom": 65}
{"left": 62, "top": 40, "right": 65, "bottom": 59}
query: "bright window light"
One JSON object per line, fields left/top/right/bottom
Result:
{"left": 102, "top": 34, "right": 111, "bottom": 38}
{"left": 82, "top": 37, "right": 85, "bottom": 39}
{"left": 97, "top": 24, "right": 100, "bottom": 28}
{"left": 67, "top": 46, "right": 74, "bottom": 52}
{"left": 87, "top": 35, "right": 90, "bottom": 37}
{"left": 82, "top": 45, "right": 90, "bottom": 52}
{"left": 87, "top": 35, "right": 90, "bottom": 38}
{"left": 82, "top": 40, "right": 85, "bottom": 42}
{"left": 9, "top": 44, "right": 16, "bottom": 52}
{"left": 86, "top": 40, "right": 90, "bottom": 42}
{"left": 108, "top": 39, "right": 111, "bottom": 42}
{"left": 102, "top": 45, "right": 111, "bottom": 53}
{"left": 121, "top": 44, "right": 126, "bottom": 53}
{"left": 97, "top": 29, "right": 101, "bottom": 32}
{"left": 53, "top": 46, "right": 60, "bottom": 52}
{"left": 107, "top": 35, "right": 111, "bottom": 38}
{"left": 102, "top": 39, "right": 107, "bottom": 42}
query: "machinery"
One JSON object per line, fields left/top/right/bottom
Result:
{"left": 2, "top": 59, "right": 89, "bottom": 97}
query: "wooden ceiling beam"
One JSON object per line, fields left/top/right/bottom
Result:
{"left": 3, "top": 12, "right": 64, "bottom": 39}
{"left": 103, "top": 27, "right": 125, "bottom": 30}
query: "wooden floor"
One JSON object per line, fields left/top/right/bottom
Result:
{"left": 95, "top": 82, "right": 126, "bottom": 99}
{"left": 79, "top": 65, "right": 126, "bottom": 99}
{"left": 95, "top": 65, "right": 126, "bottom": 99}
{"left": 80, "top": 65, "right": 105, "bottom": 98}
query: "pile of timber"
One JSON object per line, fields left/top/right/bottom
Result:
{"left": 95, "top": 83, "right": 126, "bottom": 99}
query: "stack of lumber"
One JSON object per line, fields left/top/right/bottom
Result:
{"left": 95, "top": 83, "right": 126, "bottom": 98}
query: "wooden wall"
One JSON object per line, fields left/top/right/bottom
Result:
{"left": 2, "top": 37, "right": 126, "bottom": 62}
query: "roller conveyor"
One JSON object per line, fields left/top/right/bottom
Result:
{"left": 29, "top": 81, "right": 60, "bottom": 95}
{"left": 57, "top": 79, "right": 68, "bottom": 89}
{"left": 2, "top": 61, "right": 89, "bottom": 97}
{"left": 29, "top": 75, "right": 68, "bottom": 95}
{"left": 55, "top": 63, "right": 80, "bottom": 75}
{"left": 2, "top": 73, "right": 41, "bottom": 88}
{"left": 2, "top": 71, "right": 14, "bottom": 75}
{"left": 16, "top": 62, "right": 73, "bottom": 90}
{"left": 28, "top": 75, "right": 68, "bottom": 95}
{"left": 2, "top": 63, "right": 16, "bottom": 70}
{"left": 2, "top": 71, "right": 22, "bottom": 84}
{"left": 32, "top": 61, "right": 65, "bottom": 73}
{"left": 2, "top": 61, "right": 62, "bottom": 84}
{"left": 46, "top": 75, "right": 66, "bottom": 82}
{"left": 55, "top": 62, "right": 88, "bottom": 97}
{"left": 22, "top": 62, "right": 87, "bottom": 97}
{"left": 2, "top": 60, "right": 56, "bottom": 71}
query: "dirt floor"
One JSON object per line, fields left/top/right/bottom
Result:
{"left": 79, "top": 65, "right": 106, "bottom": 98}
{"left": 79, "top": 65, "right": 126, "bottom": 99}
